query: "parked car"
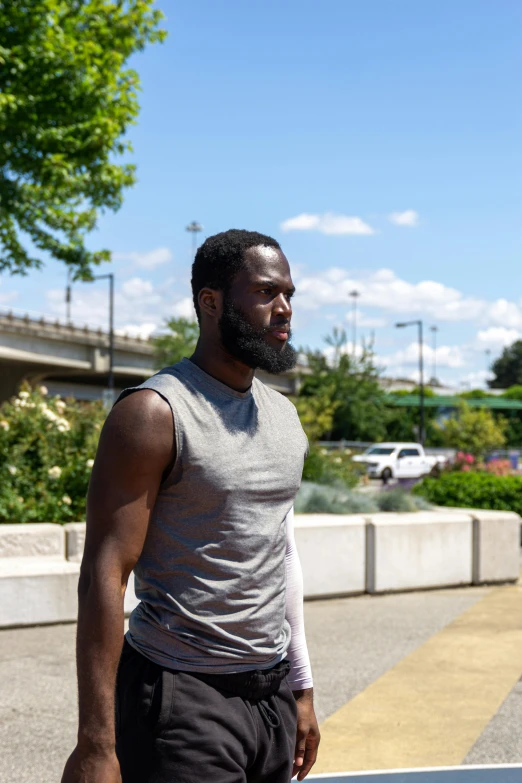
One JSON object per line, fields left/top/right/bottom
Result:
{"left": 353, "top": 442, "right": 446, "bottom": 482}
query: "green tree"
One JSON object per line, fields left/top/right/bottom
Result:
{"left": 297, "top": 328, "right": 389, "bottom": 442}
{"left": 498, "top": 386, "right": 522, "bottom": 447}
{"left": 0, "top": 1, "right": 165, "bottom": 278}
{"left": 489, "top": 341, "right": 522, "bottom": 388}
{"left": 152, "top": 317, "right": 200, "bottom": 369}
{"left": 437, "top": 401, "right": 506, "bottom": 458}
{"left": 292, "top": 390, "right": 339, "bottom": 443}
{"left": 385, "top": 387, "right": 444, "bottom": 446}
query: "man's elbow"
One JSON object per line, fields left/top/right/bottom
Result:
{"left": 78, "top": 556, "right": 130, "bottom": 602}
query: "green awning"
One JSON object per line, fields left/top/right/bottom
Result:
{"left": 385, "top": 395, "right": 522, "bottom": 410}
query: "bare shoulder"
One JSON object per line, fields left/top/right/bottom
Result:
{"left": 97, "top": 388, "right": 174, "bottom": 471}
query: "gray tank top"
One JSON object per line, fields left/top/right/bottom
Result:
{"left": 119, "top": 358, "right": 308, "bottom": 673}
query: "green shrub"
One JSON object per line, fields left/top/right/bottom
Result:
{"left": 295, "top": 481, "right": 432, "bottom": 514}
{"left": 377, "top": 487, "right": 421, "bottom": 513}
{"left": 413, "top": 471, "right": 522, "bottom": 514}
{"left": 302, "top": 445, "right": 364, "bottom": 489}
{"left": 0, "top": 385, "right": 105, "bottom": 524}
{"left": 295, "top": 482, "right": 378, "bottom": 514}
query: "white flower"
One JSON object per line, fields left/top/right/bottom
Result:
{"left": 13, "top": 399, "right": 20, "bottom": 407}
{"left": 18, "top": 391, "right": 29, "bottom": 400}
{"left": 0, "top": 420, "right": 9, "bottom": 431}
{"left": 39, "top": 386, "right": 48, "bottom": 396}
{"left": 320, "top": 448, "right": 328, "bottom": 455}
{"left": 55, "top": 400, "right": 66, "bottom": 413}
{"left": 48, "top": 466, "right": 62, "bottom": 479}
{"left": 7, "top": 465, "right": 17, "bottom": 475}
{"left": 17, "top": 496, "right": 24, "bottom": 504}
{"left": 56, "top": 418, "right": 71, "bottom": 432}
{"left": 62, "top": 495, "right": 72, "bottom": 506}
{"left": 86, "top": 459, "right": 94, "bottom": 469}
{"left": 333, "top": 457, "right": 342, "bottom": 464}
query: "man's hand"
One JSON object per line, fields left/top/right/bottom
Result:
{"left": 61, "top": 745, "right": 121, "bottom": 783}
{"left": 292, "top": 688, "right": 320, "bottom": 781}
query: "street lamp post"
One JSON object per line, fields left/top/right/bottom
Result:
{"left": 186, "top": 221, "right": 203, "bottom": 258}
{"left": 349, "top": 290, "right": 360, "bottom": 358}
{"left": 396, "top": 319, "right": 425, "bottom": 445}
{"left": 430, "top": 325, "right": 439, "bottom": 383}
{"left": 65, "top": 268, "right": 72, "bottom": 324}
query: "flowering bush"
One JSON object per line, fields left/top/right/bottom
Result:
{"left": 0, "top": 385, "right": 106, "bottom": 524}
{"left": 484, "top": 459, "right": 512, "bottom": 476}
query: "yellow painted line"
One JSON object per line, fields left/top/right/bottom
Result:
{"left": 315, "top": 584, "right": 522, "bottom": 774}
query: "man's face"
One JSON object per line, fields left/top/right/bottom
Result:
{"left": 218, "top": 245, "right": 298, "bottom": 373}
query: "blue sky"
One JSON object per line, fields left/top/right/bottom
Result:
{"left": 1, "top": 0, "right": 521, "bottom": 387}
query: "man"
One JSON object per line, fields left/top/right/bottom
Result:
{"left": 62, "top": 229, "right": 320, "bottom": 783}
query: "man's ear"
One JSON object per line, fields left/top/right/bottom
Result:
{"left": 198, "top": 287, "right": 222, "bottom": 319}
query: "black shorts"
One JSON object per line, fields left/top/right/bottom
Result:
{"left": 116, "top": 639, "right": 298, "bottom": 783}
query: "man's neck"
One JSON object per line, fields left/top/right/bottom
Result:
{"left": 190, "top": 339, "right": 255, "bottom": 393}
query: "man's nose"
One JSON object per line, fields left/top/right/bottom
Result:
{"left": 273, "top": 293, "right": 292, "bottom": 318}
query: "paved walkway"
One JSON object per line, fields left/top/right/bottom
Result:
{"left": 1, "top": 583, "right": 522, "bottom": 782}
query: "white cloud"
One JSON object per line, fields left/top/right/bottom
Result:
{"left": 344, "top": 310, "right": 387, "bottom": 329}
{"left": 45, "top": 275, "right": 192, "bottom": 338}
{"left": 281, "top": 212, "right": 375, "bottom": 235}
{"left": 476, "top": 327, "right": 521, "bottom": 350}
{"left": 121, "top": 277, "right": 156, "bottom": 299}
{"left": 484, "top": 299, "right": 522, "bottom": 329}
{"left": 383, "top": 341, "right": 466, "bottom": 370}
{"left": 389, "top": 210, "right": 419, "bottom": 227}
{"left": 294, "top": 267, "right": 484, "bottom": 321}
{"left": 461, "top": 370, "right": 489, "bottom": 389}
{"left": 116, "top": 323, "right": 158, "bottom": 340}
{"left": 171, "top": 297, "right": 196, "bottom": 320}
{"left": 113, "top": 247, "right": 173, "bottom": 270}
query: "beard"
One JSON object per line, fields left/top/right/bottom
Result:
{"left": 219, "top": 298, "right": 298, "bottom": 374}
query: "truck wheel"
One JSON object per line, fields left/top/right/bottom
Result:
{"left": 381, "top": 468, "right": 392, "bottom": 484}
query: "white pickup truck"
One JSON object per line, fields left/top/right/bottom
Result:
{"left": 353, "top": 442, "right": 445, "bottom": 482}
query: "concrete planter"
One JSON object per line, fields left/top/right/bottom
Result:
{"left": 0, "top": 507, "right": 519, "bottom": 627}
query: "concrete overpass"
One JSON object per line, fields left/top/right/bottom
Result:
{"left": 0, "top": 311, "right": 304, "bottom": 402}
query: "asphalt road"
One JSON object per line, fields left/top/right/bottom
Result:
{"left": 1, "top": 584, "right": 521, "bottom": 783}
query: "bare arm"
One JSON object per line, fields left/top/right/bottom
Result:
{"left": 61, "top": 390, "right": 174, "bottom": 783}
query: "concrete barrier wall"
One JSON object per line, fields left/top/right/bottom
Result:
{"left": 294, "top": 514, "right": 366, "bottom": 598}
{"left": 0, "top": 508, "right": 519, "bottom": 626}
{"left": 366, "top": 511, "right": 473, "bottom": 594}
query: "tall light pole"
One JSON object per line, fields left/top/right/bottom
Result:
{"left": 396, "top": 319, "right": 425, "bottom": 445}
{"left": 65, "top": 268, "right": 72, "bottom": 324}
{"left": 430, "top": 325, "right": 439, "bottom": 384}
{"left": 88, "top": 274, "right": 115, "bottom": 402}
{"left": 349, "top": 290, "right": 360, "bottom": 358}
{"left": 186, "top": 221, "right": 203, "bottom": 258}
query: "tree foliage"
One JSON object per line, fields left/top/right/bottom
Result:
{"left": 489, "top": 341, "right": 522, "bottom": 389}
{"left": 0, "top": 0, "right": 165, "bottom": 277}
{"left": 296, "top": 328, "right": 389, "bottom": 442}
{"left": 152, "top": 317, "right": 200, "bottom": 369}
{"left": 437, "top": 401, "right": 506, "bottom": 458}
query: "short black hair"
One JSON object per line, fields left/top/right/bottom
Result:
{"left": 191, "top": 229, "right": 281, "bottom": 320}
